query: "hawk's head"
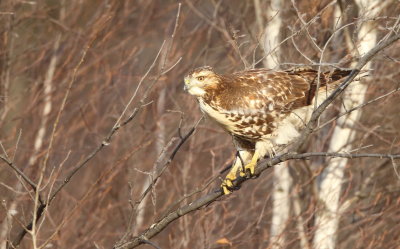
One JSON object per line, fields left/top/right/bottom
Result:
{"left": 184, "top": 66, "right": 220, "bottom": 97}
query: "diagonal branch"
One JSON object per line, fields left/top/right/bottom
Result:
{"left": 292, "top": 32, "right": 400, "bottom": 151}
{"left": 119, "top": 116, "right": 202, "bottom": 243}
{"left": 0, "top": 155, "right": 37, "bottom": 191}
{"left": 113, "top": 151, "right": 400, "bottom": 249}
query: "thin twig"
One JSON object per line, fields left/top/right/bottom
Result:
{"left": 0, "top": 155, "right": 37, "bottom": 191}
{"left": 317, "top": 86, "right": 400, "bottom": 130}
{"left": 291, "top": 0, "right": 324, "bottom": 53}
{"left": 6, "top": 3, "right": 182, "bottom": 248}
{"left": 252, "top": 1, "right": 337, "bottom": 68}
{"left": 36, "top": 142, "right": 149, "bottom": 249}
{"left": 118, "top": 116, "right": 202, "bottom": 245}
{"left": 7, "top": 14, "right": 111, "bottom": 249}
{"left": 293, "top": 32, "right": 400, "bottom": 151}
{"left": 140, "top": 239, "right": 163, "bottom": 249}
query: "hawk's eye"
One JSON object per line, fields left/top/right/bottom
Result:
{"left": 197, "top": 76, "right": 205, "bottom": 81}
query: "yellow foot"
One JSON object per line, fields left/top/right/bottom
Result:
{"left": 221, "top": 178, "right": 234, "bottom": 195}
{"left": 221, "top": 150, "right": 260, "bottom": 195}
{"left": 239, "top": 151, "right": 259, "bottom": 177}
{"left": 221, "top": 166, "right": 239, "bottom": 195}
{"left": 245, "top": 158, "right": 257, "bottom": 175}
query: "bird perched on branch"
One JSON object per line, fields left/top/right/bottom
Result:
{"left": 184, "top": 66, "right": 353, "bottom": 194}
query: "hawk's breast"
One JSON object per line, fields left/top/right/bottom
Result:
{"left": 199, "top": 98, "right": 276, "bottom": 141}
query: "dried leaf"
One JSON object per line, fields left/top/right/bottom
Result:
{"left": 216, "top": 238, "right": 232, "bottom": 246}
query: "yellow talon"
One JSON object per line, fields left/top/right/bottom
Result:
{"left": 245, "top": 156, "right": 257, "bottom": 174}
{"left": 221, "top": 150, "right": 259, "bottom": 195}
{"left": 221, "top": 181, "right": 233, "bottom": 195}
{"left": 221, "top": 160, "right": 240, "bottom": 195}
{"left": 239, "top": 151, "right": 259, "bottom": 177}
{"left": 221, "top": 176, "right": 235, "bottom": 195}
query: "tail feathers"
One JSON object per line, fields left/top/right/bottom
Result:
{"left": 328, "top": 69, "right": 352, "bottom": 81}
{"left": 313, "top": 69, "right": 369, "bottom": 105}
{"left": 285, "top": 66, "right": 369, "bottom": 105}
{"left": 309, "top": 69, "right": 369, "bottom": 105}
{"left": 327, "top": 68, "right": 369, "bottom": 83}
{"left": 286, "top": 67, "right": 369, "bottom": 85}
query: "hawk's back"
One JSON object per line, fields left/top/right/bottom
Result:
{"left": 197, "top": 67, "right": 351, "bottom": 144}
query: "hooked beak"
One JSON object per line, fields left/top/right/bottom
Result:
{"left": 183, "top": 78, "right": 190, "bottom": 92}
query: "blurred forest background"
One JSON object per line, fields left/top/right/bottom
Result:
{"left": 1, "top": 0, "right": 400, "bottom": 249}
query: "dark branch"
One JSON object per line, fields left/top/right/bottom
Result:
{"left": 118, "top": 117, "right": 201, "bottom": 245}
{"left": 0, "top": 155, "right": 37, "bottom": 191}
{"left": 113, "top": 151, "right": 400, "bottom": 249}
{"left": 292, "top": 33, "right": 400, "bottom": 151}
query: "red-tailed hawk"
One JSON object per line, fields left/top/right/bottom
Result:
{"left": 184, "top": 66, "right": 352, "bottom": 194}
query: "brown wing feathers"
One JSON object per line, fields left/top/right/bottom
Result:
{"left": 203, "top": 67, "right": 350, "bottom": 114}
{"left": 285, "top": 68, "right": 352, "bottom": 105}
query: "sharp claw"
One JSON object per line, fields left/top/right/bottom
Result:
{"left": 243, "top": 151, "right": 258, "bottom": 176}
{"left": 245, "top": 163, "right": 256, "bottom": 175}
{"left": 239, "top": 165, "right": 254, "bottom": 177}
{"left": 221, "top": 179, "right": 233, "bottom": 195}
{"left": 222, "top": 185, "right": 231, "bottom": 195}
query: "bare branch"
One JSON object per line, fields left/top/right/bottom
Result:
{"left": 318, "top": 86, "right": 400, "bottom": 130}
{"left": 117, "top": 116, "right": 202, "bottom": 245}
{"left": 293, "top": 32, "right": 400, "bottom": 151}
{"left": 0, "top": 155, "right": 37, "bottom": 191}
{"left": 7, "top": 13, "right": 112, "bottom": 249}
{"left": 113, "top": 150, "right": 400, "bottom": 249}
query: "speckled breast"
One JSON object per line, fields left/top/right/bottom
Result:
{"left": 199, "top": 99, "right": 276, "bottom": 141}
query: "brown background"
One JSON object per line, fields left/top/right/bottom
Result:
{"left": 1, "top": 0, "right": 400, "bottom": 248}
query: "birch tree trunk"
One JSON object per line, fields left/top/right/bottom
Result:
{"left": 258, "top": 1, "right": 291, "bottom": 248}
{"left": 313, "top": 1, "right": 382, "bottom": 248}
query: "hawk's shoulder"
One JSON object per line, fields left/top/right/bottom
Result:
{"left": 208, "top": 67, "right": 351, "bottom": 113}
{"left": 210, "top": 68, "right": 310, "bottom": 112}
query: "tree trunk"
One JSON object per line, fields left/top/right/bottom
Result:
{"left": 313, "top": 1, "right": 382, "bottom": 248}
